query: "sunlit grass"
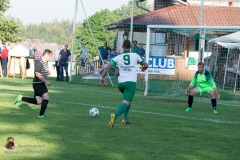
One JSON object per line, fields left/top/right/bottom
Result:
{"left": 0, "top": 77, "right": 239, "bottom": 160}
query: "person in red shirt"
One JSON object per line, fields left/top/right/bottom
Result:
{"left": 0, "top": 44, "right": 9, "bottom": 77}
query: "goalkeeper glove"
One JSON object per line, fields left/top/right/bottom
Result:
{"left": 215, "top": 90, "right": 220, "bottom": 99}
{"left": 186, "top": 86, "right": 191, "bottom": 93}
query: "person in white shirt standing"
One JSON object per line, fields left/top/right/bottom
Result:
{"left": 100, "top": 40, "right": 148, "bottom": 129}
{"left": 54, "top": 44, "right": 62, "bottom": 81}
{"left": 80, "top": 44, "right": 88, "bottom": 74}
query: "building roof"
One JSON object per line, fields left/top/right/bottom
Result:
{"left": 105, "top": 4, "right": 240, "bottom": 30}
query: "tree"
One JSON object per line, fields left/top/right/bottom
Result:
{"left": 0, "top": 0, "right": 24, "bottom": 42}
{"left": 118, "top": 0, "right": 150, "bottom": 19}
{"left": 0, "top": 0, "right": 10, "bottom": 13}
{"left": 75, "top": 9, "right": 120, "bottom": 58}
{"left": 21, "top": 20, "right": 75, "bottom": 44}
{"left": 75, "top": 0, "right": 149, "bottom": 58}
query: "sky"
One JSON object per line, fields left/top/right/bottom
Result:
{"left": 4, "top": 0, "right": 154, "bottom": 26}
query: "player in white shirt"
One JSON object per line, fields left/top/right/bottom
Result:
{"left": 100, "top": 40, "right": 148, "bottom": 129}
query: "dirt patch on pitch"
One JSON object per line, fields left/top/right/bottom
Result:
{"left": 149, "top": 98, "right": 186, "bottom": 103}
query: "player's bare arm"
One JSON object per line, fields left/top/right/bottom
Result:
{"left": 140, "top": 61, "right": 148, "bottom": 72}
{"left": 186, "top": 85, "right": 193, "bottom": 93}
{"left": 100, "top": 63, "right": 112, "bottom": 86}
{"left": 214, "top": 87, "right": 220, "bottom": 99}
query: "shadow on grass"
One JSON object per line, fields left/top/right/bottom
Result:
{"left": 1, "top": 77, "right": 240, "bottom": 160}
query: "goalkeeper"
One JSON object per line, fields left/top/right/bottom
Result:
{"left": 185, "top": 62, "right": 220, "bottom": 113}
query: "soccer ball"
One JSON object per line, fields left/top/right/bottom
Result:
{"left": 89, "top": 108, "right": 99, "bottom": 117}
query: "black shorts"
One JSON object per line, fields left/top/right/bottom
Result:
{"left": 81, "top": 59, "right": 86, "bottom": 67}
{"left": 33, "top": 83, "right": 48, "bottom": 97}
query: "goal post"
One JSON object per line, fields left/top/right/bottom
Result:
{"left": 143, "top": 25, "right": 240, "bottom": 101}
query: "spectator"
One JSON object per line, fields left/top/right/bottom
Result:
{"left": 58, "top": 44, "right": 71, "bottom": 82}
{"left": 108, "top": 48, "right": 118, "bottom": 60}
{"left": 80, "top": 44, "right": 88, "bottom": 74}
{"left": 95, "top": 60, "right": 109, "bottom": 75}
{"left": 5, "top": 41, "right": 12, "bottom": 50}
{"left": 54, "top": 44, "right": 62, "bottom": 81}
{"left": 232, "top": 57, "right": 239, "bottom": 70}
{"left": 96, "top": 49, "right": 118, "bottom": 75}
{"left": 0, "top": 40, "right": 2, "bottom": 53}
{"left": 0, "top": 44, "right": 9, "bottom": 77}
{"left": 136, "top": 43, "right": 145, "bottom": 58}
{"left": 33, "top": 45, "right": 42, "bottom": 61}
{"left": 225, "top": 60, "right": 233, "bottom": 69}
{"left": 131, "top": 40, "right": 139, "bottom": 53}
{"left": 209, "top": 45, "right": 218, "bottom": 78}
{"left": 225, "top": 57, "right": 240, "bottom": 84}
{"left": 29, "top": 45, "right": 35, "bottom": 57}
{"left": 98, "top": 42, "right": 111, "bottom": 66}
{"left": 0, "top": 40, "right": 2, "bottom": 66}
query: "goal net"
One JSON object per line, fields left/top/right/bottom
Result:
{"left": 142, "top": 25, "right": 240, "bottom": 102}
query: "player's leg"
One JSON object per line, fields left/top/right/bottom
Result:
{"left": 108, "top": 83, "right": 124, "bottom": 129}
{"left": 209, "top": 90, "right": 218, "bottom": 113}
{"left": 80, "top": 59, "right": 84, "bottom": 74}
{"left": 55, "top": 61, "right": 60, "bottom": 81}
{"left": 186, "top": 87, "right": 200, "bottom": 111}
{"left": 36, "top": 84, "right": 49, "bottom": 118}
{"left": 82, "top": 59, "right": 86, "bottom": 74}
{"left": 14, "top": 95, "right": 37, "bottom": 105}
{"left": 122, "top": 102, "right": 132, "bottom": 124}
{"left": 38, "top": 92, "right": 49, "bottom": 118}
{"left": 122, "top": 82, "right": 136, "bottom": 124}
{"left": 14, "top": 84, "right": 39, "bottom": 105}
{"left": 115, "top": 82, "right": 135, "bottom": 118}
{"left": 108, "top": 82, "right": 136, "bottom": 129}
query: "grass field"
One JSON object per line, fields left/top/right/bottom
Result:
{"left": 0, "top": 77, "right": 240, "bottom": 160}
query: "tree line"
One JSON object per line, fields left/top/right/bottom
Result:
{"left": 21, "top": 19, "right": 76, "bottom": 45}
{"left": 1, "top": 0, "right": 149, "bottom": 58}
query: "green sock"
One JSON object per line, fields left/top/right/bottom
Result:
{"left": 115, "top": 103, "right": 128, "bottom": 118}
{"left": 124, "top": 105, "right": 130, "bottom": 119}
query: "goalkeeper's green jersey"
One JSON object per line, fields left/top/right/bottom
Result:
{"left": 190, "top": 70, "right": 216, "bottom": 89}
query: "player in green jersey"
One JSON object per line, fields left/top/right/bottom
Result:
{"left": 186, "top": 62, "right": 220, "bottom": 113}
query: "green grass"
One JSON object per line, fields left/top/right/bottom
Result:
{"left": 0, "top": 77, "right": 240, "bottom": 160}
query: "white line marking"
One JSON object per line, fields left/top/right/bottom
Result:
{"left": 50, "top": 87, "right": 240, "bottom": 107}
{"left": 1, "top": 82, "right": 240, "bottom": 107}
{"left": 1, "top": 92, "right": 239, "bottom": 124}
{"left": 2, "top": 81, "right": 240, "bottom": 107}
{"left": 57, "top": 100, "right": 240, "bottom": 124}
